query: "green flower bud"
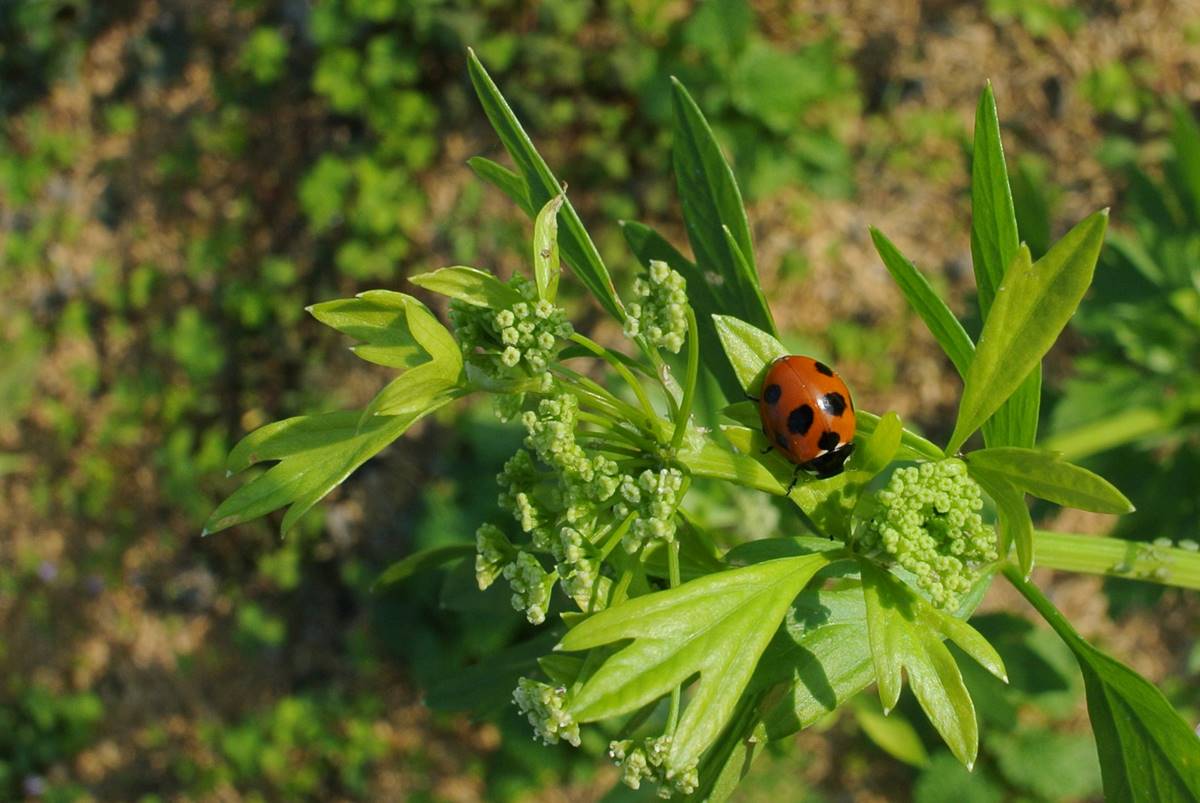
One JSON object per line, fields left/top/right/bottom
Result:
{"left": 503, "top": 551, "right": 556, "bottom": 624}
{"left": 475, "top": 523, "right": 515, "bottom": 590}
{"left": 513, "top": 678, "right": 580, "bottom": 747}
{"left": 624, "top": 260, "right": 689, "bottom": 354}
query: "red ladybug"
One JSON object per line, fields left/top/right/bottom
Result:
{"left": 755, "top": 355, "right": 856, "bottom": 484}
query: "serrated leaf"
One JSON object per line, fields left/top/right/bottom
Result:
{"left": 467, "top": 50, "right": 623, "bottom": 320}
{"left": 970, "top": 83, "right": 1040, "bottom": 450}
{"left": 671, "top": 78, "right": 776, "bottom": 336}
{"left": 409, "top": 266, "right": 522, "bottom": 309}
{"left": 467, "top": 155, "right": 532, "bottom": 214}
{"left": 622, "top": 220, "right": 742, "bottom": 400}
{"left": 532, "top": 193, "right": 564, "bottom": 302}
{"left": 969, "top": 466, "right": 1034, "bottom": 578}
{"left": 559, "top": 553, "right": 832, "bottom": 772}
{"left": 861, "top": 561, "right": 1006, "bottom": 768}
{"left": 1006, "top": 566, "right": 1200, "bottom": 802}
{"left": 207, "top": 401, "right": 455, "bottom": 535}
{"left": 870, "top": 227, "right": 974, "bottom": 378}
{"left": 373, "top": 544, "right": 473, "bottom": 590}
{"left": 965, "top": 447, "right": 1134, "bottom": 514}
{"left": 947, "top": 211, "right": 1108, "bottom": 454}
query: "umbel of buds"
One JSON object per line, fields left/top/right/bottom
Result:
{"left": 623, "top": 260, "right": 689, "bottom": 353}
{"left": 856, "top": 458, "right": 997, "bottom": 608}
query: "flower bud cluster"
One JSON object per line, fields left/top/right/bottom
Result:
{"left": 502, "top": 552, "right": 556, "bottom": 625}
{"left": 475, "top": 523, "right": 515, "bottom": 591}
{"left": 857, "top": 459, "right": 997, "bottom": 608}
{"left": 449, "top": 274, "right": 572, "bottom": 386}
{"left": 513, "top": 678, "right": 580, "bottom": 747}
{"left": 615, "top": 468, "right": 685, "bottom": 552}
{"left": 623, "top": 260, "right": 689, "bottom": 353}
{"left": 609, "top": 736, "right": 698, "bottom": 797}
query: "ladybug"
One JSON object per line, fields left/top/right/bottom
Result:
{"left": 754, "top": 355, "right": 856, "bottom": 487}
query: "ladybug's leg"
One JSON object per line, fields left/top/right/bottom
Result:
{"left": 785, "top": 464, "right": 801, "bottom": 494}
{"left": 745, "top": 393, "right": 760, "bottom": 402}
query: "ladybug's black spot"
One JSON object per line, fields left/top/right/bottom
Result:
{"left": 813, "top": 361, "right": 834, "bottom": 376}
{"left": 818, "top": 430, "right": 841, "bottom": 451}
{"left": 787, "top": 404, "right": 814, "bottom": 435}
{"left": 819, "top": 392, "right": 847, "bottom": 417}
{"left": 763, "top": 384, "right": 782, "bottom": 405}
{"left": 775, "top": 433, "right": 790, "bottom": 451}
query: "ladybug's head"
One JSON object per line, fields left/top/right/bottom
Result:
{"left": 803, "top": 442, "right": 855, "bottom": 479}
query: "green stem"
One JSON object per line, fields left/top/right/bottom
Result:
{"left": 553, "top": 364, "right": 644, "bottom": 422}
{"left": 670, "top": 306, "right": 700, "bottom": 452}
{"left": 577, "top": 410, "right": 658, "bottom": 452}
{"left": 1033, "top": 530, "right": 1200, "bottom": 590}
{"left": 1038, "top": 406, "right": 1179, "bottom": 461}
{"left": 577, "top": 438, "right": 643, "bottom": 457}
{"left": 598, "top": 512, "right": 638, "bottom": 562}
{"left": 569, "top": 332, "right": 660, "bottom": 425}
{"left": 665, "top": 539, "right": 683, "bottom": 736}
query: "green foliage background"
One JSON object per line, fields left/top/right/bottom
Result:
{"left": 1, "top": 0, "right": 1197, "bottom": 800}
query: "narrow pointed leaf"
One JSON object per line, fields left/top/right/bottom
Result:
{"left": 559, "top": 554, "right": 831, "bottom": 771}
{"left": 373, "top": 544, "right": 474, "bottom": 589}
{"left": 947, "top": 211, "right": 1108, "bottom": 454}
{"left": 409, "top": 266, "right": 522, "bottom": 309}
{"left": 966, "top": 447, "right": 1133, "bottom": 514}
{"left": 308, "top": 291, "right": 453, "bottom": 370}
{"left": 362, "top": 360, "right": 462, "bottom": 419}
{"left": 712, "top": 314, "right": 786, "bottom": 391}
{"left": 1005, "top": 565, "right": 1200, "bottom": 802}
{"left": 467, "top": 155, "right": 532, "bottom": 214}
{"left": 671, "top": 77, "right": 775, "bottom": 335}
{"left": 467, "top": 50, "right": 623, "bottom": 320}
{"left": 532, "top": 194, "right": 564, "bottom": 301}
{"left": 970, "top": 466, "right": 1035, "bottom": 577}
{"left": 970, "top": 83, "right": 1040, "bottom": 449}
{"left": 207, "top": 399, "right": 455, "bottom": 535}
{"left": 870, "top": 227, "right": 975, "bottom": 378}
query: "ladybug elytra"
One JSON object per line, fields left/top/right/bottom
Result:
{"left": 755, "top": 355, "right": 856, "bottom": 486}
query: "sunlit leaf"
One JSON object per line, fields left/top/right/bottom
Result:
{"left": 947, "top": 211, "right": 1108, "bottom": 454}
{"left": 308, "top": 291, "right": 455, "bottom": 369}
{"left": 966, "top": 447, "right": 1133, "bottom": 514}
{"left": 1005, "top": 565, "right": 1200, "bottom": 802}
{"left": 870, "top": 227, "right": 974, "bottom": 378}
{"left": 712, "top": 314, "right": 786, "bottom": 391}
{"left": 409, "top": 265, "right": 522, "bottom": 309}
{"left": 560, "top": 553, "right": 833, "bottom": 772}
{"left": 853, "top": 697, "right": 931, "bottom": 768}
{"left": 467, "top": 155, "right": 532, "bottom": 215}
{"left": 672, "top": 78, "right": 775, "bottom": 336}
{"left": 861, "top": 561, "right": 1006, "bottom": 768}
{"left": 970, "top": 83, "right": 1040, "bottom": 449}
{"left": 467, "top": 50, "right": 624, "bottom": 319}
{"left": 969, "top": 467, "right": 1034, "bottom": 578}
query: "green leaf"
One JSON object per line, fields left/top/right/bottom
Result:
{"left": 758, "top": 586, "right": 876, "bottom": 737}
{"left": 622, "top": 220, "right": 741, "bottom": 400}
{"left": 409, "top": 266, "right": 522, "bottom": 309}
{"left": 671, "top": 78, "right": 776, "bottom": 336}
{"left": 467, "top": 155, "right": 532, "bottom": 215}
{"left": 969, "top": 467, "right": 1034, "bottom": 578}
{"left": 308, "top": 291, "right": 455, "bottom": 370}
{"left": 559, "top": 553, "right": 832, "bottom": 772}
{"left": 424, "top": 632, "right": 561, "bottom": 715}
{"left": 849, "top": 410, "right": 901, "bottom": 479}
{"left": 856, "top": 410, "right": 944, "bottom": 462}
{"left": 1004, "top": 564, "right": 1200, "bottom": 803}
{"left": 966, "top": 447, "right": 1134, "bottom": 514}
{"left": 1171, "top": 101, "right": 1200, "bottom": 218}
{"left": 853, "top": 697, "right": 931, "bottom": 768}
{"left": 207, "top": 401, "right": 454, "bottom": 535}
{"left": 970, "top": 83, "right": 1040, "bottom": 450}
{"left": 532, "top": 193, "right": 564, "bottom": 302}
{"left": 467, "top": 50, "right": 624, "bottom": 320}
{"left": 947, "top": 211, "right": 1108, "bottom": 454}
{"left": 861, "top": 561, "right": 1006, "bottom": 768}
{"left": 869, "top": 227, "right": 974, "bottom": 378}
{"left": 362, "top": 358, "right": 462, "bottom": 419}
{"left": 373, "top": 544, "right": 473, "bottom": 589}
{"left": 970, "top": 82, "right": 1021, "bottom": 320}
{"left": 712, "top": 314, "right": 786, "bottom": 391}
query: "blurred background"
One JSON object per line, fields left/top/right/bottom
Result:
{"left": 2, "top": 0, "right": 1199, "bottom": 800}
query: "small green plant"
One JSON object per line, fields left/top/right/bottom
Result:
{"left": 209, "top": 55, "right": 1200, "bottom": 800}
